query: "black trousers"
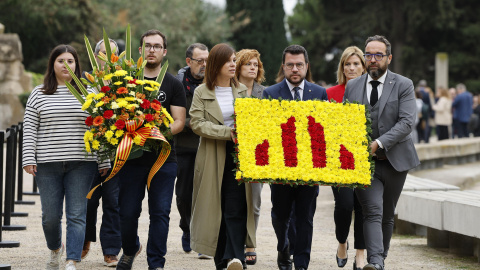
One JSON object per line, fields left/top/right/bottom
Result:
{"left": 437, "top": 125, "right": 449, "bottom": 141}
{"left": 331, "top": 186, "right": 365, "bottom": 249}
{"left": 175, "top": 151, "right": 196, "bottom": 234}
{"left": 214, "top": 141, "right": 247, "bottom": 269}
{"left": 271, "top": 184, "right": 318, "bottom": 269}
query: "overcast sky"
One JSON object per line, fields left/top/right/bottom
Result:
{"left": 203, "top": 0, "right": 297, "bottom": 15}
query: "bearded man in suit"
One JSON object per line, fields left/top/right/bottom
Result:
{"left": 343, "top": 35, "right": 420, "bottom": 270}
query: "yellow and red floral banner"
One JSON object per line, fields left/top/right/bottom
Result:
{"left": 234, "top": 98, "right": 373, "bottom": 187}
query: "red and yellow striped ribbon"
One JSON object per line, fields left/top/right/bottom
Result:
{"left": 86, "top": 119, "right": 171, "bottom": 199}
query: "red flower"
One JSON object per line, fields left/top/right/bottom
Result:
{"left": 101, "top": 86, "right": 111, "bottom": 93}
{"left": 307, "top": 116, "right": 327, "bottom": 168}
{"left": 128, "top": 79, "right": 137, "bottom": 84}
{"left": 140, "top": 99, "right": 151, "bottom": 109}
{"left": 93, "top": 116, "right": 104, "bottom": 126}
{"left": 116, "top": 87, "right": 128, "bottom": 94}
{"left": 281, "top": 117, "right": 297, "bottom": 167}
{"left": 103, "top": 110, "right": 114, "bottom": 119}
{"left": 145, "top": 114, "right": 154, "bottom": 122}
{"left": 152, "top": 99, "right": 161, "bottom": 105}
{"left": 255, "top": 140, "right": 269, "bottom": 166}
{"left": 114, "top": 119, "right": 125, "bottom": 130}
{"left": 339, "top": 144, "right": 355, "bottom": 170}
{"left": 85, "top": 116, "right": 93, "bottom": 126}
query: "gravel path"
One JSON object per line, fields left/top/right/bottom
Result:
{"left": 1, "top": 173, "right": 479, "bottom": 269}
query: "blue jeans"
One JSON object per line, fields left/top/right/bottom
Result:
{"left": 118, "top": 161, "right": 177, "bottom": 269}
{"left": 85, "top": 170, "right": 121, "bottom": 255}
{"left": 36, "top": 161, "right": 97, "bottom": 261}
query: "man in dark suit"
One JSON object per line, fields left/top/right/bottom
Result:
{"left": 452, "top": 83, "right": 473, "bottom": 138}
{"left": 344, "top": 35, "right": 420, "bottom": 270}
{"left": 263, "top": 45, "right": 327, "bottom": 270}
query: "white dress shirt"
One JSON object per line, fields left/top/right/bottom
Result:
{"left": 365, "top": 71, "right": 388, "bottom": 149}
{"left": 286, "top": 80, "right": 305, "bottom": 100}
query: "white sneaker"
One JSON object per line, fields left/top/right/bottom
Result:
{"left": 65, "top": 261, "right": 76, "bottom": 270}
{"left": 226, "top": 258, "right": 243, "bottom": 270}
{"left": 46, "top": 243, "right": 64, "bottom": 270}
{"left": 198, "top": 253, "right": 213, "bottom": 259}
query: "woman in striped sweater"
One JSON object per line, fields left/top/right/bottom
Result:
{"left": 22, "top": 44, "right": 109, "bottom": 270}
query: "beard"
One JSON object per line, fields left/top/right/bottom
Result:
{"left": 146, "top": 60, "right": 161, "bottom": 70}
{"left": 286, "top": 73, "right": 304, "bottom": 86}
{"left": 192, "top": 67, "right": 205, "bottom": 79}
{"left": 367, "top": 62, "right": 387, "bottom": 80}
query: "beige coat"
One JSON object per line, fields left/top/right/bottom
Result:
{"left": 432, "top": 96, "right": 453, "bottom": 126}
{"left": 189, "top": 82, "right": 256, "bottom": 256}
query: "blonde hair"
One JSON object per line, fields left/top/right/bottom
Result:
{"left": 337, "top": 46, "right": 366, "bottom": 85}
{"left": 235, "top": 49, "right": 266, "bottom": 83}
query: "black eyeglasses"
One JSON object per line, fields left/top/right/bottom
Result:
{"left": 145, "top": 44, "right": 164, "bottom": 51}
{"left": 190, "top": 58, "right": 207, "bottom": 65}
{"left": 364, "top": 54, "right": 388, "bottom": 61}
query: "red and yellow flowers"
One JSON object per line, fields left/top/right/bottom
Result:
{"left": 233, "top": 98, "right": 373, "bottom": 187}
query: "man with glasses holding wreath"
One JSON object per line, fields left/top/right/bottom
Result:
{"left": 263, "top": 45, "right": 327, "bottom": 270}
{"left": 343, "top": 35, "right": 419, "bottom": 270}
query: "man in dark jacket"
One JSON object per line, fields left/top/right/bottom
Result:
{"left": 174, "top": 43, "right": 209, "bottom": 256}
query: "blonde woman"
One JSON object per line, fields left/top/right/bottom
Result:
{"left": 326, "top": 46, "right": 366, "bottom": 270}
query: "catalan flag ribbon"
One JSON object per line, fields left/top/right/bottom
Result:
{"left": 86, "top": 119, "right": 171, "bottom": 199}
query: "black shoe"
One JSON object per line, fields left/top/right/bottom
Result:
{"left": 181, "top": 232, "right": 192, "bottom": 253}
{"left": 353, "top": 257, "right": 362, "bottom": 270}
{"left": 295, "top": 268, "right": 307, "bottom": 270}
{"left": 116, "top": 254, "right": 135, "bottom": 270}
{"left": 336, "top": 241, "right": 348, "bottom": 267}
{"left": 363, "top": 263, "right": 384, "bottom": 270}
{"left": 277, "top": 251, "right": 292, "bottom": 270}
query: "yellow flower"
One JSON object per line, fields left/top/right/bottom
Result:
{"left": 144, "top": 86, "right": 155, "bottom": 91}
{"left": 115, "top": 130, "right": 124, "bottom": 137}
{"left": 94, "top": 93, "right": 105, "bottom": 100}
{"left": 110, "top": 138, "right": 119, "bottom": 145}
{"left": 81, "top": 99, "right": 93, "bottom": 111}
{"left": 84, "top": 130, "right": 94, "bottom": 142}
{"left": 135, "top": 80, "right": 145, "bottom": 85}
{"left": 103, "top": 74, "right": 114, "bottom": 80}
{"left": 86, "top": 93, "right": 96, "bottom": 99}
{"left": 85, "top": 141, "right": 91, "bottom": 152}
{"left": 133, "top": 135, "right": 142, "bottom": 145}
{"left": 124, "top": 76, "right": 134, "bottom": 81}
{"left": 92, "top": 140, "right": 100, "bottom": 150}
{"left": 104, "top": 130, "right": 114, "bottom": 139}
{"left": 114, "top": 70, "right": 128, "bottom": 76}
{"left": 114, "top": 81, "right": 123, "bottom": 85}
{"left": 95, "top": 101, "right": 104, "bottom": 108}
{"left": 110, "top": 125, "right": 117, "bottom": 130}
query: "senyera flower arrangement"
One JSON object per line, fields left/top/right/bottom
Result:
{"left": 64, "top": 25, "right": 172, "bottom": 197}
{"left": 233, "top": 97, "right": 374, "bottom": 188}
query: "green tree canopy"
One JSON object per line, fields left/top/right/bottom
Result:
{"left": 0, "top": 0, "right": 230, "bottom": 76}
{"left": 288, "top": 0, "right": 480, "bottom": 93}
{"left": 226, "top": 0, "right": 288, "bottom": 85}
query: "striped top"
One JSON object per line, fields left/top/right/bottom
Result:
{"left": 22, "top": 85, "right": 109, "bottom": 169}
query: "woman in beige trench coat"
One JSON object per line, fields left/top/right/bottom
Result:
{"left": 189, "top": 43, "right": 256, "bottom": 270}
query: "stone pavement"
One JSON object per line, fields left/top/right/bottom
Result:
{"left": 1, "top": 171, "right": 479, "bottom": 269}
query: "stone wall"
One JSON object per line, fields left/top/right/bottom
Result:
{"left": 0, "top": 23, "right": 29, "bottom": 131}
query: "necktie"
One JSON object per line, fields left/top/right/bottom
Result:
{"left": 370, "top": 81, "right": 380, "bottom": 106}
{"left": 293, "top": 86, "right": 301, "bottom": 100}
